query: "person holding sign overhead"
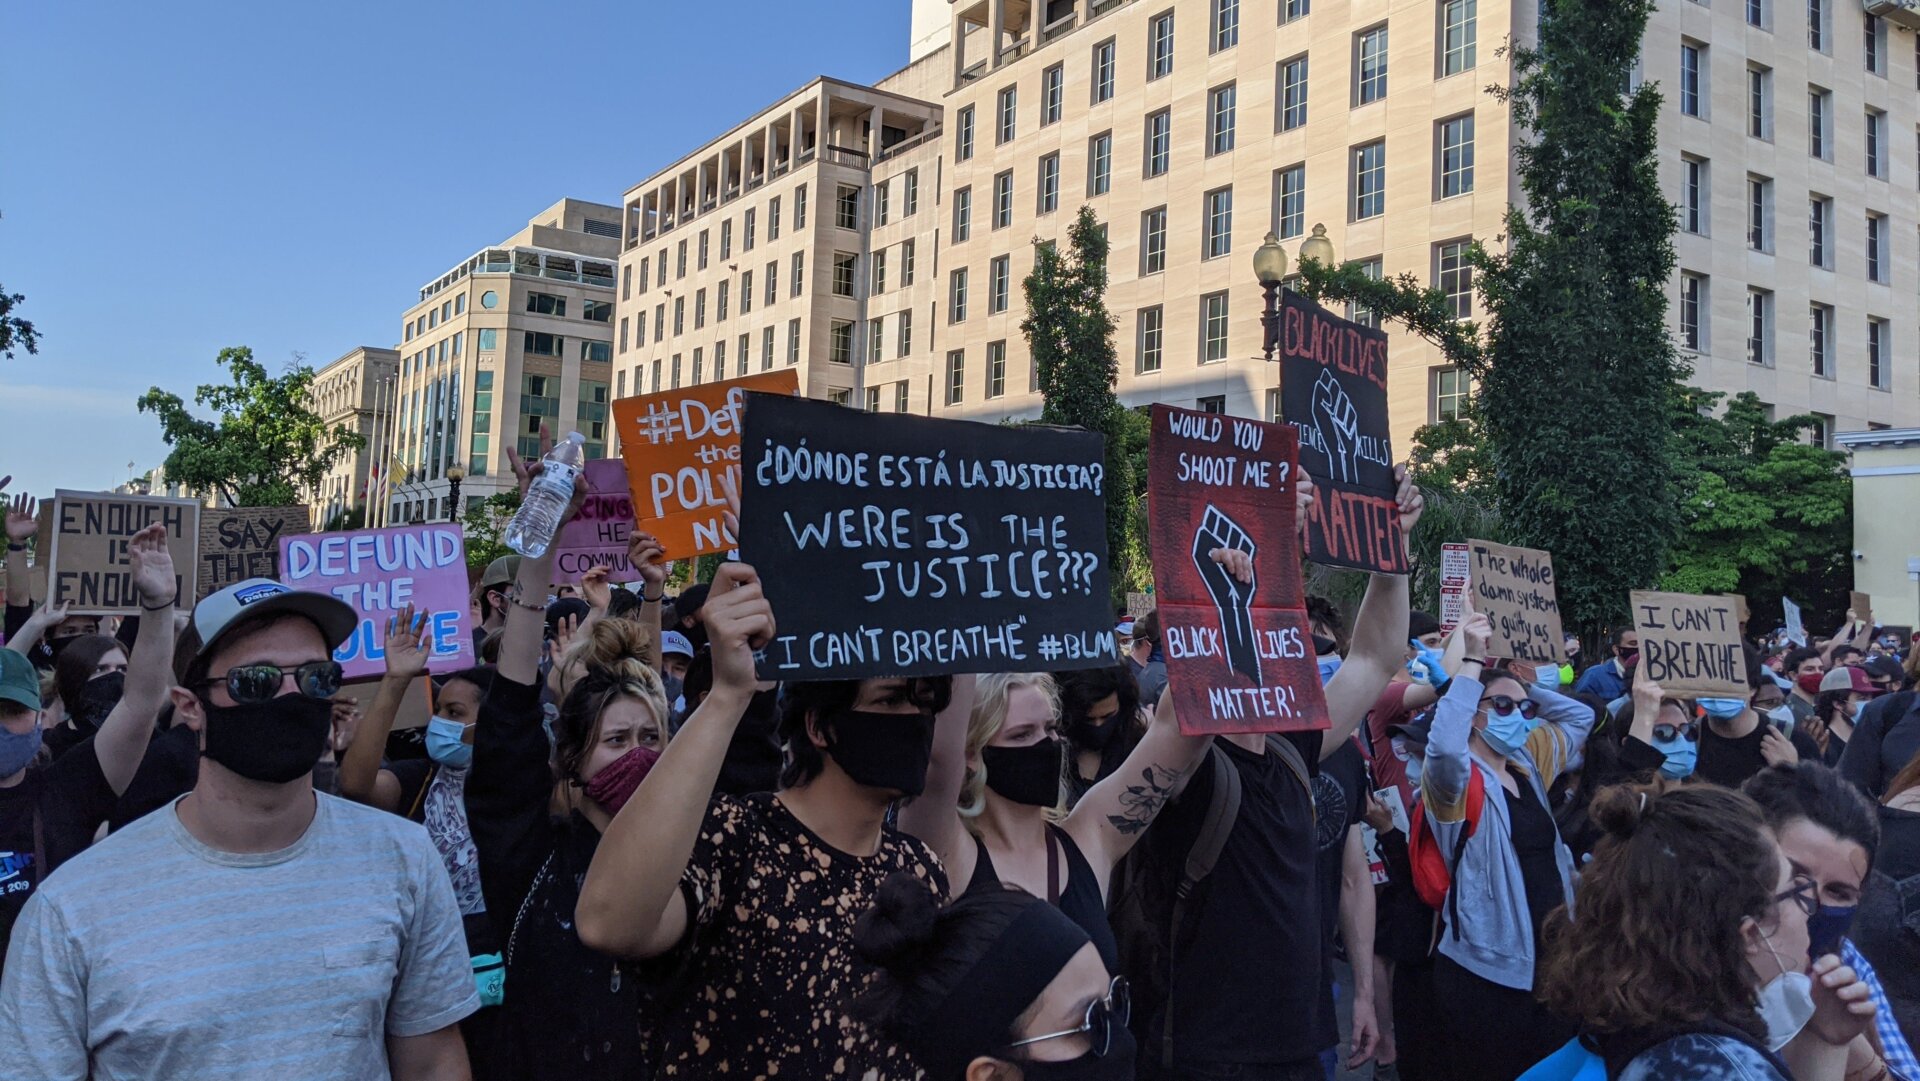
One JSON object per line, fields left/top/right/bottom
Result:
{"left": 1420, "top": 604, "right": 1594, "bottom": 1080}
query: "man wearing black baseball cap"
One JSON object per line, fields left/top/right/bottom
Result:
{"left": 1, "top": 577, "right": 478, "bottom": 1079}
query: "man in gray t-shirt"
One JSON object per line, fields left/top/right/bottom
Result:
{"left": 0, "top": 578, "right": 478, "bottom": 1080}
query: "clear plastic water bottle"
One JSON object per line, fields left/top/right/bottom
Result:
{"left": 504, "top": 432, "right": 585, "bottom": 558}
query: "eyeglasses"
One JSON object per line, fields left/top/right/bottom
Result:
{"left": 1007, "top": 976, "right": 1131, "bottom": 1058}
{"left": 199, "top": 661, "right": 344, "bottom": 705}
{"left": 1478, "top": 695, "right": 1540, "bottom": 719}
{"left": 1651, "top": 722, "right": 1700, "bottom": 743}
{"left": 1774, "top": 873, "right": 1819, "bottom": 920}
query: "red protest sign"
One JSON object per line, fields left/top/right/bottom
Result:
{"left": 611, "top": 370, "right": 799, "bottom": 560}
{"left": 1147, "top": 405, "right": 1328, "bottom": 736}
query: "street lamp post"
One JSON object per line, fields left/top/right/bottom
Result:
{"left": 446, "top": 465, "right": 466, "bottom": 523}
{"left": 1255, "top": 224, "right": 1337, "bottom": 362}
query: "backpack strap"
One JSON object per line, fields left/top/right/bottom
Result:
{"left": 1264, "top": 733, "right": 1313, "bottom": 803}
{"left": 1442, "top": 769, "right": 1485, "bottom": 946}
{"left": 1160, "top": 745, "right": 1242, "bottom": 1071}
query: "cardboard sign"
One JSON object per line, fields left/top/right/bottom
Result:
{"left": 196, "top": 505, "right": 311, "bottom": 600}
{"left": 1147, "top": 405, "right": 1328, "bottom": 735}
{"left": 740, "top": 394, "right": 1113, "bottom": 680}
{"left": 280, "top": 523, "right": 475, "bottom": 680}
{"left": 1440, "top": 542, "right": 1470, "bottom": 634}
{"left": 1277, "top": 292, "right": 1406, "bottom": 573}
{"left": 612, "top": 370, "right": 799, "bottom": 561}
{"left": 1630, "top": 591, "right": 1749, "bottom": 698}
{"left": 1851, "top": 590, "right": 1874, "bottom": 631}
{"left": 1125, "top": 592, "right": 1154, "bottom": 619}
{"left": 1466, "top": 539, "right": 1565, "bottom": 663}
{"left": 1783, "top": 597, "right": 1807, "bottom": 646}
{"left": 47, "top": 490, "right": 200, "bottom": 615}
{"left": 551, "top": 459, "right": 641, "bottom": 584}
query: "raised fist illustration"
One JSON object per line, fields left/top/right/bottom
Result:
{"left": 1193, "top": 505, "right": 1261, "bottom": 684}
{"left": 1312, "top": 370, "right": 1360, "bottom": 485}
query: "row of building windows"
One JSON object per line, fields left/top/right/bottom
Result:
{"left": 1682, "top": 46, "right": 1913, "bottom": 185}
{"left": 1683, "top": 160, "right": 1904, "bottom": 283}
{"left": 1678, "top": 271, "right": 1895, "bottom": 389}
{"left": 404, "top": 293, "right": 468, "bottom": 341}
{"left": 625, "top": 185, "right": 809, "bottom": 300}
{"left": 619, "top": 318, "right": 810, "bottom": 399}
{"left": 1704, "top": 0, "right": 1915, "bottom": 81}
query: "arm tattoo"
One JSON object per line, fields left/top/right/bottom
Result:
{"left": 1108, "top": 763, "right": 1184, "bottom": 836}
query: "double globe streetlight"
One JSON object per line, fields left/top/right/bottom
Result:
{"left": 1253, "top": 222, "right": 1336, "bottom": 362}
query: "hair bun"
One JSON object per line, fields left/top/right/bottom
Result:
{"left": 853, "top": 872, "right": 940, "bottom": 973}
{"left": 1591, "top": 781, "right": 1658, "bottom": 840}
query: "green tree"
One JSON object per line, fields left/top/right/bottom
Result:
{"left": 461, "top": 490, "right": 521, "bottom": 573}
{"left": 1022, "top": 206, "right": 1145, "bottom": 601}
{"left": 1, "top": 212, "right": 40, "bottom": 362}
{"left": 1662, "top": 390, "right": 1849, "bottom": 626}
{"left": 138, "top": 347, "right": 365, "bottom": 508}
{"left": 1300, "top": 0, "right": 1680, "bottom": 638}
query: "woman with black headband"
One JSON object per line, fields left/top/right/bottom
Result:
{"left": 854, "top": 872, "right": 1135, "bottom": 1081}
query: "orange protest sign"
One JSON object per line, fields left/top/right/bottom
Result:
{"left": 611, "top": 370, "right": 799, "bottom": 559}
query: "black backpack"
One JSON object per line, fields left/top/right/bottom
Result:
{"left": 1106, "top": 736, "right": 1310, "bottom": 1073}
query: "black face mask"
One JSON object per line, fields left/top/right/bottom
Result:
{"left": 201, "top": 694, "right": 334, "bottom": 785}
{"left": 821, "top": 708, "right": 936, "bottom": 797}
{"left": 1312, "top": 634, "right": 1338, "bottom": 657}
{"left": 982, "top": 740, "right": 1065, "bottom": 807}
{"left": 73, "top": 672, "right": 125, "bottom": 731}
{"left": 1017, "top": 1026, "right": 1137, "bottom": 1081}
{"left": 1066, "top": 711, "right": 1121, "bottom": 752}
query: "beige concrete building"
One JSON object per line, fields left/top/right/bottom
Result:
{"left": 380, "top": 198, "right": 622, "bottom": 525}
{"left": 304, "top": 346, "right": 399, "bottom": 526}
{"left": 611, "top": 0, "right": 1920, "bottom": 452}
{"left": 613, "top": 80, "right": 944, "bottom": 418}
{"left": 1838, "top": 426, "right": 1920, "bottom": 630}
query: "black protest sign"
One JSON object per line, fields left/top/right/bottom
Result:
{"left": 48, "top": 490, "right": 200, "bottom": 614}
{"left": 1277, "top": 290, "right": 1406, "bottom": 573}
{"left": 1466, "top": 539, "right": 1565, "bottom": 663}
{"left": 740, "top": 394, "right": 1114, "bottom": 680}
{"left": 1631, "top": 591, "right": 1748, "bottom": 698}
{"left": 197, "top": 505, "right": 311, "bottom": 600}
{"left": 1147, "top": 405, "right": 1327, "bottom": 736}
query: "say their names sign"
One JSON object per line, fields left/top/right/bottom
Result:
{"left": 550, "top": 459, "right": 641, "bottom": 584}
{"left": 1466, "top": 540, "right": 1565, "bottom": 663}
{"left": 1631, "top": 591, "right": 1749, "bottom": 698}
{"left": 197, "top": 505, "right": 311, "bottom": 600}
{"left": 1147, "top": 405, "right": 1328, "bottom": 735}
{"left": 740, "top": 394, "right": 1114, "bottom": 680}
{"left": 48, "top": 490, "right": 199, "bottom": 614}
{"left": 612, "top": 370, "right": 799, "bottom": 560}
{"left": 1277, "top": 291, "right": 1407, "bottom": 574}
{"left": 280, "top": 524, "right": 474, "bottom": 680}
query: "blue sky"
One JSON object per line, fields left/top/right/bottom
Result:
{"left": 0, "top": 0, "right": 913, "bottom": 497}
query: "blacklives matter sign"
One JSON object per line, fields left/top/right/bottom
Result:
{"left": 1148, "top": 406, "right": 1327, "bottom": 735}
{"left": 740, "top": 394, "right": 1114, "bottom": 681}
{"left": 1278, "top": 291, "right": 1406, "bottom": 573}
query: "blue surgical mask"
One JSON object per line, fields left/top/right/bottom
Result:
{"left": 1318, "top": 655, "right": 1343, "bottom": 686}
{"left": 1851, "top": 700, "right": 1866, "bottom": 724}
{"left": 0, "top": 719, "right": 43, "bottom": 777}
{"left": 1697, "top": 697, "right": 1748, "bottom": 721}
{"left": 1805, "top": 903, "right": 1858, "bottom": 957}
{"left": 1651, "top": 732, "right": 1698, "bottom": 779}
{"left": 1479, "top": 706, "right": 1538, "bottom": 757}
{"left": 425, "top": 716, "right": 473, "bottom": 769}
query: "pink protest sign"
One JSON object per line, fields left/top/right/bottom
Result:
{"left": 552, "top": 458, "right": 640, "bottom": 584}
{"left": 279, "top": 523, "right": 475, "bottom": 680}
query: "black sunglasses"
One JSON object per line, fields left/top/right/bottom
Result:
{"left": 1007, "top": 976, "right": 1131, "bottom": 1058}
{"left": 1651, "top": 722, "right": 1700, "bottom": 743}
{"left": 199, "top": 661, "right": 344, "bottom": 705}
{"left": 1478, "top": 695, "right": 1539, "bottom": 719}
{"left": 1774, "top": 873, "right": 1818, "bottom": 920}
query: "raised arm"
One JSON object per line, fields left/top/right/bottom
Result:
{"left": 1422, "top": 611, "right": 1491, "bottom": 822}
{"left": 1321, "top": 466, "right": 1423, "bottom": 757}
{"left": 338, "top": 605, "right": 431, "bottom": 812}
{"left": 629, "top": 531, "right": 667, "bottom": 668}
{"left": 96, "top": 524, "right": 175, "bottom": 795}
{"left": 4, "top": 600, "right": 66, "bottom": 660}
{"left": 576, "top": 560, "right": 771, "bottom": 959}
{"left": 3, "top": 494, "right": 35, "bottom": 616}
{"left": 1062, "top": 688, "right": 1211, "bottom": 887}
{"left": 497, "top": 432, "right": 587, "bottom": 689}
{"left": 896, "top": 673, "right": 977, "bottom": 874}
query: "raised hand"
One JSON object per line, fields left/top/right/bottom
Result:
{"left": 580, "top": 566, "right": 613, "bottom": 613}
{"left": 1760, "top": 725, "right": 1799, "bottom": 767}
{"left": 551, "top": 612, "right": 581, "bottom": 659}
{"left": 629, "top": 532, "right": 668, "bottom": 589}
{"left": 5, "top": 494, "right": 37, "bottom": 544}
{"left": 1293, "top": 468, "right": 1315, "bottom": 544}
{"left": 126, "top": 524, "right": 176, "bottom": 606}
{"left": 1394, "top": 464, "right": 1424, "bottom": 543}
{"left": 1460, "top": 609, "right": 1494, "bottom": 662}
{"left": 383, "top": 603, "right": 432, "bottom": 682}
{"left": 1192, "top": 505, "right": 1260, "bottom": 684}
{"left": 704, "top": 562, "right": 775, "bottom": 695}
{"left": 1803, "top": 954, "right": 1876, "bottom": 1047}
{"left": 506, "top": 423, "right": 553, "bottom": 501}
{"left": 1312, "top": 370, "right": 1359, "bottom": 485}
{"left": 21, "top": 598, "right": 69, "bottom": 637}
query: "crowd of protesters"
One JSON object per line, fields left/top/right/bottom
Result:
{"left": 0, "top": 444, "right": 1913, "bottom": 1081}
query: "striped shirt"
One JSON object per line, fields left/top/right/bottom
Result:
{"left": 0, "top": 793, "right": 477, "bottom": 1080}
{"left": 1845, "top": 939, "right": 1919, "bottom": 1081}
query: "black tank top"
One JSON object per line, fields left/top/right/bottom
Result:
{"left": 965, "top": 825, "right": 1120, "bottom": 969}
